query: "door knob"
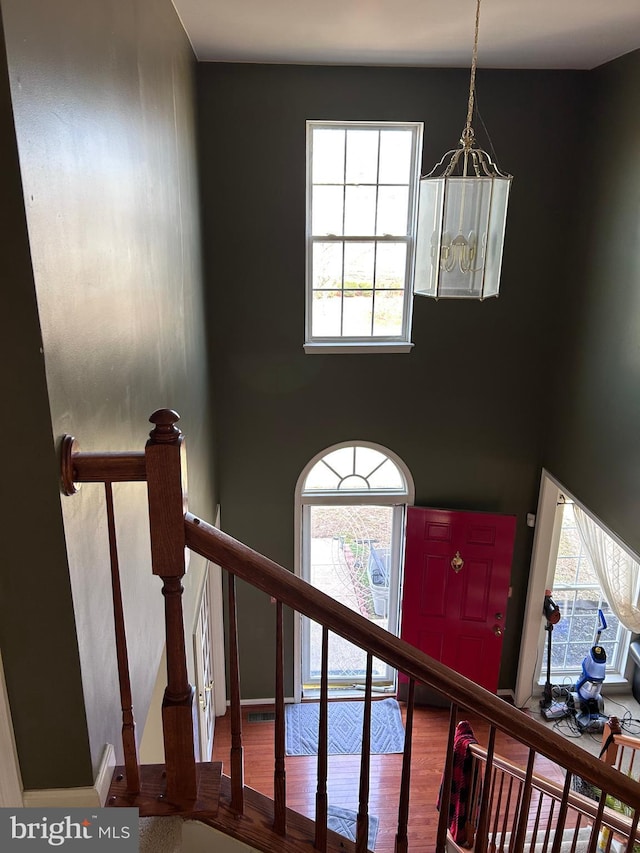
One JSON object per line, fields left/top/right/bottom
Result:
{"left": 493, "top": 624, "right": 503, "bottom": 637}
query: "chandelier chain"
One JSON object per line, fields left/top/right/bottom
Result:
{"left": 464, "top": 0, "right": 482, "bottom": 145}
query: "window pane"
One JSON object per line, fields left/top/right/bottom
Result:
{"left": 346, "top": 129, "right": 379, "bottom": 184}
{"left": 379, "top": 130, "right": 413, "bottom": 184}
{"left": 354, "top": 447, "right": 387, "bottom": 476}
{"left": 303, "top": 444, "right": 407, "bottom": 495}
{"left": 373, "top": 290, "right": 404, "bottom": 336}
{"left": 340, "top": 474, "right": 370, "bottom": 490}
{"left": 558, "top": 524, "right": 581, "bottom": 556}
{"left": 307, "top": 505, "right": 395, "bottom": 681}
{"left": 312, "top": 291, "right": 342, "bottom": 336}
{"left": 576, "top": 555, "right": 598, "bottom": 585}
{"left": 312, "top": 185, "right": 344, "bottom": 236}
{"left": 367, "top": 459, "right": 405, "bottom": 490}
{"left": 312, "top": 129, "right": 345, "bottom": 183}
{"left": 376, "top": 186, "right": 409, "bottom": 235}
{"left": 376, "top": 243, "right": 407, "bottom": 289}
{"left": 322, "top": 447, "right": 356, "bottom": 478}
{"left": 344, "top": 186, "right": 376, "bottom": 236}
{"left": 305, "top": 460, "right": 341, "bottom": 490}
{"left": 313, "top": 242, "right": 343, "bottom": 289}
{"left": 554, "top": 557, "right": 578, "bottom": 585}
{"left": 344, "top": 242, "right": 374, "bottom": 289}
{"left": 343, "top": 290, "right": 373, "bottom": 336}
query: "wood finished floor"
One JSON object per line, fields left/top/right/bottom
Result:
{"left": 212, "top": 700, "right": 566, "bottom": 853}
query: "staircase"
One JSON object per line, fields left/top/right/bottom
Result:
{"left": 61, "top": 410, "right": 640, "bottom": 853}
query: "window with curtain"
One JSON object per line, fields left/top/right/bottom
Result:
{"left": 542, "top": 501, "right": 637, "bottom": 679}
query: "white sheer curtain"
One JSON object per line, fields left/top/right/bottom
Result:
{"left": 573, "top": 505, "right": 640, "bottom": 632}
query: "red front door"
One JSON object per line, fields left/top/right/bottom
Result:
{"left": 401, "top": 506, "right": 516, "bottom": 693}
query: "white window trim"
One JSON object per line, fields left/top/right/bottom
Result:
{"left": 305, "top": 120, "right": 423, "bottom": 353}
{"left": 293, "top": 441, "right": 415, "bottom": 702}
{"left": 515, "top": 471, "right": 638, "bottom": 708}
{"left": 549, "top": 501, "right": 631, "bottom": 679}
{"left": 304, "top": 341, "right": 414, "bottom": 355}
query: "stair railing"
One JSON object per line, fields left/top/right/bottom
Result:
{"left": 61, "top": 410, "right": 640, "bottom": 851}
{"left": 462, "top": 742, "right": 640, "bottom": 853}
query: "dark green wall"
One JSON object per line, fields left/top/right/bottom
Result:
{"left": 544, "top": 50, "right": 640, "bottom": 551}
{"left": 0, "top": 11, "right": 92, "bottom": 790}
{"left": 1, "top": 0, "right": 216, "bottom": 788}
{"left": 198, "top": 63, "right": 588, "bottom": 696}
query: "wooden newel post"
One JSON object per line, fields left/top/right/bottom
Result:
{"left": 145, "top": 409, "right": 197, "bottom": 803}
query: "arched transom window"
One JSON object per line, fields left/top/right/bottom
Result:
{"left": 301, "top": 442, "right": 412, "bottom": 500}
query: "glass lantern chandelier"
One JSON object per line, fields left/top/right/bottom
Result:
{"left": 414, "top": 0, "right": 512, "bottom": 300}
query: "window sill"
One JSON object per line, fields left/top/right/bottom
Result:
{"left": 537, "top": 674, "right": 630, "bottom": 692}
{"left": 304, "top": 341, "right": 414, "bottom": 355}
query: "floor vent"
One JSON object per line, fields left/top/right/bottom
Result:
{"left": 247, "top": 711, "right": 276, "bottom": 723}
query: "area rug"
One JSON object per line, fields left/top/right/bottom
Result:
{"left": 285, "top": 697, "right": 405, "bottom": 755}
{"left": 327, "top": 804, "right": 379, "bottom": 849}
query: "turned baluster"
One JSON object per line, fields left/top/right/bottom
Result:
{"left": 145, "top": 409, "right": 196, "bottom": 802}
{"left": 356, "top": 653, "right": 373, "bottom": 853}
{"left": 436, "top": 702, "right": 459, "bottom": 853}
{"left": 624, "top": 811, "right": 639, "bottom": 853}
{"left": 474, "top": 723, "right": 496, "bottom": 853}
{"left": 104, "top": 482, "right": 140, "bottom": 794}
{"left": 273, "top": 600, "right": 286, "bottom": 834}
{"left": 512, "top": 749, "right": 535, "bottom": 853}
{"left": 227, "top": 571, "right": 244, "bottom": 812}
{"left": 499, "top": 775, "right": 517, "bottom": 853}
{"left": 395, "top": 677, "right": 415, "bottom": 853}
{"left": 587, "top": 794, "right": 608, "bottom": 853}
{"left": 314, "top": 626, "right": 329, "bottom": 852}
{"left": 550, "top": 773, "right": 572, "bottom": 853}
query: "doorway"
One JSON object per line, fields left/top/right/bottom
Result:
{"left": 295, "top": 442, "right": 414, "bottom": 701}
{"left": 401, "top": 505, "right": 516, "bottom": 694}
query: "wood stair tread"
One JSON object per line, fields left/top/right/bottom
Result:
{"left": 107, "top": 761, "right": 222, "bottom": 818}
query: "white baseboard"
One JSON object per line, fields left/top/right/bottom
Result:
{"left": 94, "top": 743, "right": 116, "bottom": 805}
{"left": 22, "top": 743, "right": 115, "bottom": 809}
{"left": 497, "top": 689, "right": 516, "bottom": 704}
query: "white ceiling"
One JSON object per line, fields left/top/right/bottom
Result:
{"left": 172, "top": 0, "right": 640, "bottom": 70}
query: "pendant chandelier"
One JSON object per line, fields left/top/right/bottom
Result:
{"left": 414, "top": 0, "right": 512, "bottom": 300}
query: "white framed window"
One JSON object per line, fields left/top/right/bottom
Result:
{"left": 293, "top": 441, "right": 415, "bottom": 700}
{"left": 543, "top": 500, "right": 632, "bottom": 680}
{"left": 305, "top": 121, "right": 423, "bottom": 354}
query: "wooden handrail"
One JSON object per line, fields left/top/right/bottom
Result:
{"left": 61, "top": 435, "right": 146, "bottom": 494}
{"left": 184, "top": 512, "right": 640, "bottom": 809}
